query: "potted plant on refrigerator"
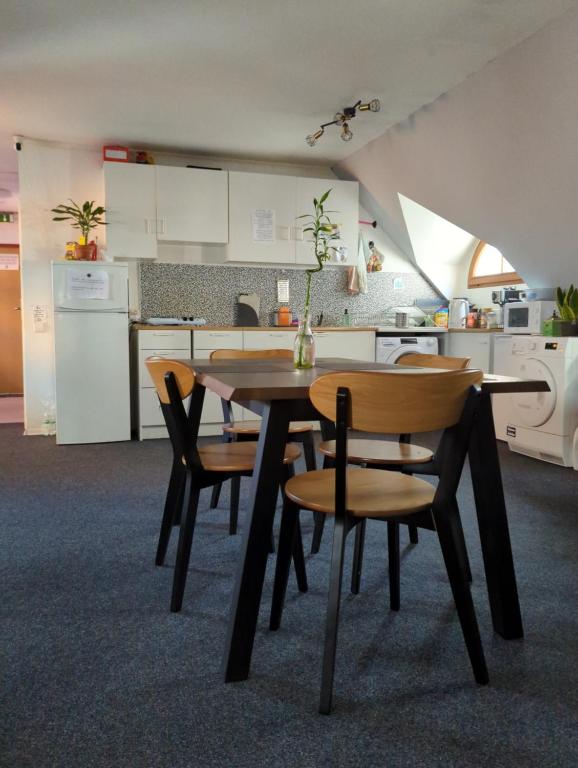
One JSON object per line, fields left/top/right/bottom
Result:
{"left": 52, "top": 199, "right": 106, "bottom": 260}
{"left": 293, "top": 190, "right": 340, "bottom": 368}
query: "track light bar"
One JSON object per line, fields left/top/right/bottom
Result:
{"left": 306, "top": 99, "right": 380, "bottom": 146}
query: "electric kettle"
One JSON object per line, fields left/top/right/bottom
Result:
{"left": 448, "top": 298, "right": 469, "bottom": 329}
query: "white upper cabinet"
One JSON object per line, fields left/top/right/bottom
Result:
{"left": 156, "top": 166, "right": 228, "bottom": 244}
{"left": 227, "top": 172, "right": 358, "bottom": 265}
{"left": 104, "top": 163, "right": 157, "bottom": 260}
{"left": 227, "top": 172, "right": 296, "bottom": 264}
{"left": 295, "top": 178, "right": 359, "bottom": 266}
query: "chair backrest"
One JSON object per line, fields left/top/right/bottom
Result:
{"left": 210, "top": 348, "right": 294, "bottom": 360}
{"left": 145, "top": 357, "right": 202, "bottom": 470}
{"left": 310, "top": 369, "right": 483, "bottom": 434}
{"left": 145, "top": 357, "right": 195, "bottom": 403}
{"left": 398, "top": 352, "right": 471, "bottom": 370}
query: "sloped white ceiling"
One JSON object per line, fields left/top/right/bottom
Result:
{"left": 0, "top": 0, "right": 575, "bottom": 172}
{"left": 337, "top": 4, "right": 578, "bottom": 292}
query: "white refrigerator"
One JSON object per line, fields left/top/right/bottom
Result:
{"left": 52, "top": 261, "right": 131, "bottom": 444}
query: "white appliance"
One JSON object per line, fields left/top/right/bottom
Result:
{"left": 503, "top": 300, "right": 555, "bottom": 334}
{"left": 505, "top": 336, "right": 578, "bottom": 468}
{"left": 491, "top": 334, "right": 518, "bottom": 441}
{"left": 52, "top": 261, "right": 131, "bottom": 444}
{"left": 448, "top": 298, "right": 469, "bottom": 329}
{"left": 376, "top": 335, "right": 439, "bottom": 363}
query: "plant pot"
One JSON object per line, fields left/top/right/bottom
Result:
{"left": 551, "top": 319, "right": 577, "bottom": 337}
{"left": 74, "top": 243, "right": 97, "bottom": 261}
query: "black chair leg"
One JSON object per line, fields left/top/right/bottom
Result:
{"left": 434, "top": 506, "right": 489, "bottom": 685}
{"left": 311, "top": 513, "right": 325, "bottom": 554}
{"left": 293, "top": 518, "right": 308, "bottom": 593}
{"left": 302, "top": 431, "right": 317, "bottom": 472}
{"left": 229, "top": 476, "right": 240, "bottom": 535}
{"left": 270, "top": 499, "right": 300, "bottom": 630}
{"left": 452, "top": 501, "right": 473, "bottom": 583}
{"left": 350, "top": 519, "right": 366, "bottom": 595}
{"left": 170, "top": 480, "right": 201, "bottom": 613}
{"left": 319, "top": 515, "right": 348, "bottom": 715}
{"left": 210, "top": 483, "right": 222, "bottom": 510}
{"left": 408, "top": 524, "right": 419, "bottom": 544}
{"left": 156, "top": 463, "right": 186, "bottom": 566}
{"left": 388, "top": 521, "right": 400, "bottom": 611}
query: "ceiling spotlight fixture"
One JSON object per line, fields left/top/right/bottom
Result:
{"left": 340, "top": 123, "right": 353, "bottom": 142}
{"left": 306, "top": 98, "right": 380, "bottom": 147}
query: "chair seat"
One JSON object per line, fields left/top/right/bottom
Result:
{"left": 198, "top": 441, "right": 301, "bottom": 472}
{"left": 223, "top": 420, "right": 314, "bottom": 435}
{"left": 318, "top": 438, "right": 433, "bottom": 465}
{"left": 285, "top": 467, "right": 434, "bottom": 518}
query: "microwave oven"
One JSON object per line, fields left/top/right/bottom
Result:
{"left": 503, "top": 300, "right": 556, "bottom": 334}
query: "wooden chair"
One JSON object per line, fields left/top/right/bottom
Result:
{"left": 208, "top": 348, "right": 317, "bottom": 532}
{"left": 311, "top": 353, "right": 472, "bottom": 569}
{"left": 270, "top": 368, "right": 488, "bottom": 714}
{"left": 145, "top": 358, "right": 306, "bottom": 612}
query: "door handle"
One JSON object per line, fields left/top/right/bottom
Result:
{"left": 13, "top": 306, "right": 21, "bottom": 311}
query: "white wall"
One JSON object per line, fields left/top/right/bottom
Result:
{"left": 337, "top": 4, "right": 578, "bottom": 292}
{"left": 18, "top": 140, "right": 105, "bottom": 433}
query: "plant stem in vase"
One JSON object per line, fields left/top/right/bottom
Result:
{"left": 293, "top": 189, "right": 340, "bottom": 369}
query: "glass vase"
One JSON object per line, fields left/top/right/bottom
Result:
{"left": 294, "top": 310, "right": 315, "bottom": 369}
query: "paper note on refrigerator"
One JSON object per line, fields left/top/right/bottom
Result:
{"left": 252, "top": 209, "right": 275, "bottom": 242}
{"left": 66, "top": 268, "right": 110, "bottom": 300}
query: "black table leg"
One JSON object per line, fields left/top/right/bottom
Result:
{"left": 223, "top": 400, "right": 290, "bottom": 682}
{"left": 468, "top": 391, "right": 523, "bottom": 640}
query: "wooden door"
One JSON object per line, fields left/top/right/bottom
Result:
{"left": 0, "top": 245, "right": 23, "bottom": 393}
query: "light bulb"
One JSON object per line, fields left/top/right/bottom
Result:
{"left": 306, "top": 127, "right": 324, "bottom": 147}
{"left": 341, "top": 123, "right": 353, "bottom": 142}
{"left": 369, "top": 98, "right": 381, "bottom": 112}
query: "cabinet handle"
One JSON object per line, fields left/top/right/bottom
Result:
{"left": 157, "top": 218, "right": 166, "bottom": 235}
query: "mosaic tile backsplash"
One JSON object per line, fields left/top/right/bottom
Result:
{"left": 139, "top": 263, "right": 442, "bottom": 325}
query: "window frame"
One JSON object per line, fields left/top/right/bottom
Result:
{"left": 467, "top": 240, "right": 523, "bottom": 288}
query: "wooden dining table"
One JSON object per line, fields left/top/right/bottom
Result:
{"left": 182, "top": 356, "right": 550, "bottom": 684}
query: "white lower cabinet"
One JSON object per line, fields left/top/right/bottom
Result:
{"left": 314, "top": 331, "right": 375, "bottom": 361}
{"left": 243, "top": 329, "right": 295, "bottom": 350}
{"left": 133, "top": 328, "right": 376, "bottom": 438}
{"left": 132, "top": 329, "right": 192, "bottom": 440}
{"left": 447, "top": 332, "right": 492, "bottom": 372}
{"left": 193, "top": 330, "right": 244, "bottom": 436}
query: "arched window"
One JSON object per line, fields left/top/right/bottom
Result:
{"left": 468, "top": 241, "right": 523, "bottom": 288}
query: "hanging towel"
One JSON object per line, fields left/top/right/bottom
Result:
{"left": 357, "top": 231, "right": 368, "bottom": 294}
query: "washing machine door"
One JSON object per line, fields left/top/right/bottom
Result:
{"left": 392, "top": 338, "right": 438, "bottom": 363}
{"left": 513, "top": 358, "right": 557, "bottom": 427}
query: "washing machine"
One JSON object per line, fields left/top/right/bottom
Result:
{"left": 492, "top": 334, "right": 519, "bottom": 441}
{"left": 505, "top": 337, "right": 578, "bottom": 468}
{"left": 375, "top": 335, "right": 439, "bottom": 363}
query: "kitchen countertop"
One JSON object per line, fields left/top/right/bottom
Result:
{"left": 132, "top": 324, "right": 379, "bottom": 332}
{"left": 447, "top": 328, "right": 503, "bottom": 333}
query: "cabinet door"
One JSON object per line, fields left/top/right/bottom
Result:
{"left": 156, "top": 166, "right": 228, "bottom": 244}
{"left": 314, "top": 331, "right": 374, "bottom": 361}
{"left": 227, "top": 172, "right": 296, "bottom": 263}
{"left": 448, "top": 333, "right": 491, "bottom": 372}
{"left": 104, "top": 163, "right": 157, "bottom": 259}
{"left": 295, "top": 178, "right": 359, "bottom": 266}
{"left": 243, "top": 330, "right": 296, "bottom": 350}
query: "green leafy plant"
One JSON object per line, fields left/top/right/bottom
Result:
{"left": 52, "top": 200, "right": 106, "bottom": 243}
{"left": 556, "top": 285, "right": 578, "bottom": 322}
{"left": 294, "top": 190, "right": 340, "bottom": 368}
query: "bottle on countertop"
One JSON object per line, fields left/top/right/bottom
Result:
{"left": 342, "top": 308, "right": 351, "bottom": 327}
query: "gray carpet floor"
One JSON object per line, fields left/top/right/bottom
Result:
{"left": 1, "top": 424, "right": 577, "bottom": 768}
